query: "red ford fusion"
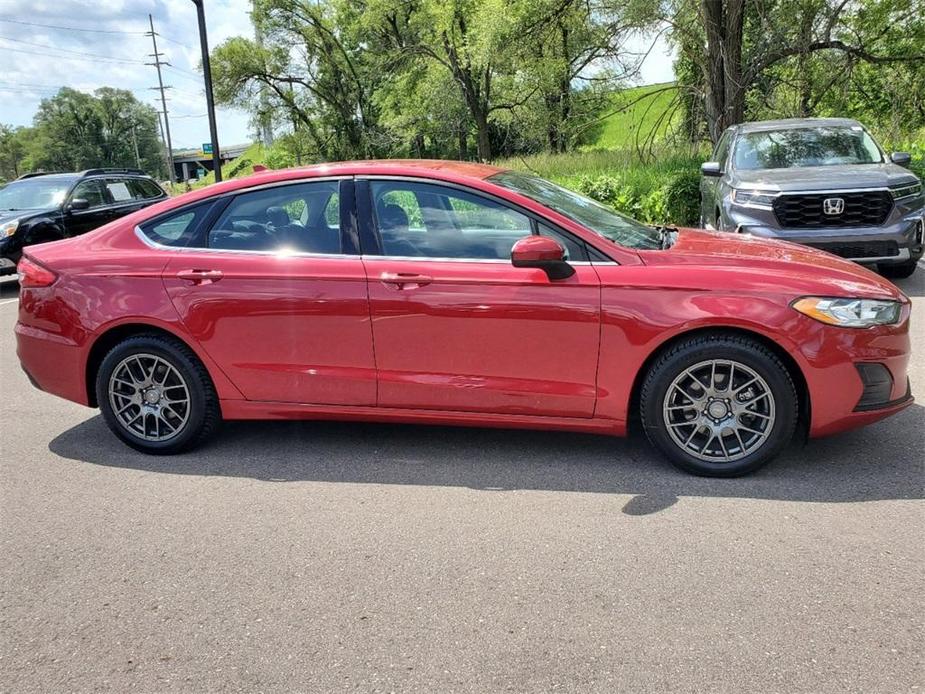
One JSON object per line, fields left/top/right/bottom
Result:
{"left": 15, "top": 160, "right": 913, "bottom": 476}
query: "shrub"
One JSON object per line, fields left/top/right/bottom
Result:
{"left": 662, "top": 170, "right": 702, "bottom": 226}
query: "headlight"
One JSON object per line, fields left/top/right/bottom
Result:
{"left": 792, "top": 297, "right": 902, "bottom": 328}
{"left": 731, "top": 189, "right": 778, "bottom": 208}
{"left": 890, "top": 181, "right": 922, "bottom": 200}
{"left": 1, "top": 218, "right": 19, "bottom": 237}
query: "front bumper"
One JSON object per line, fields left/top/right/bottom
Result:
{"left": 725, "top": 200, "right": 925, "bottom": 265}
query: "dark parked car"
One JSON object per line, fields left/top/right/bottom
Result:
{"left": 0, "top": 168, "right": 167, "bottom": 275}
{"left": 699, "top": 118, "right": 924, "bottom": 279}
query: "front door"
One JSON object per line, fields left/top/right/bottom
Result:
{"left": 64, "top": 179, "right": 111, "bottom": 237}
{"left": 359, "top": 178, "right": 601, "bottom": 418}
{"left": 160, "top": 178, "right": 376, "bottom": 406}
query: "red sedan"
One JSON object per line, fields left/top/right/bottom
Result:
{"left": 15, "top": 160, "right": 913, "bottom": 476}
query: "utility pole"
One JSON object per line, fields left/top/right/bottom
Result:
{"left": 192, "top": 0, "right": 222, "bottom": 182}
{"left": 130, "top": 124, "right": 142, "bottom": 169}
{"left": 146, "top": 14, "right": 175, "bottom": 183}
{"left": 253, "top": 0, "right": 273, "bottom": 147}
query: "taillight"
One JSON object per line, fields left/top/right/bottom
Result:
{"left": 17, "top": 256, "right": 57, "bottom": 288}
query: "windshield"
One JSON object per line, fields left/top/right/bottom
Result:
{"left": 488, "top": 170, "right": 661, "bottom": 250}
{"left": 733, "top": 126, "right": 883, "bottom": 170}
{"left": 0, "top": 178, "right": 72, "bottom": 210}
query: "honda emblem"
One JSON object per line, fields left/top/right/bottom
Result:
{"left": 823, "top": 197, "right": 845, "bottom": 215}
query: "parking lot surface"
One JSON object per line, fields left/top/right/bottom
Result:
{"left": 1, "top": 271, "right": 923, "bottom": 693}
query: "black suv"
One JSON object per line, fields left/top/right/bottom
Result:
{"left": 0, "top": 168, "right": 168, "bottom": 275}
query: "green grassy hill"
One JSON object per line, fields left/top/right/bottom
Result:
{"left": 589, "top": 82, "right": 680, "bottom": 150}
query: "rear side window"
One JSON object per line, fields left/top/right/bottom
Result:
{"left": 128, "top": 178, "right": 164, "bottom": 199}
{"left": 105, "top": 178, "right": 134, "bottom": 203}
{"left": 138, "top": 202, "right": 215, "bottom": 248}
{"left": 206, "top": 181, "right": 342, "bottom": 254}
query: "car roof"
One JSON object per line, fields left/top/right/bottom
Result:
{"left": 735, "top": 117, "right": 863, "bottom": 134}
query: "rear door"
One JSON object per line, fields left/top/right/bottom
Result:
{"left": 103, "top": 177, "right": 149, "bottom": 220}
{"left": 358, "top": 178, "right": 602, "bottom": 418}
{"left": 158, "top": 178, "right": 376, "bottom": 405}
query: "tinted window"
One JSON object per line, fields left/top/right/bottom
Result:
{"left": 139, "top": 202, "right": 214, "bottom": 247}
{"left": 733, "top": 126, "right": 883, "bottom": 170}
{"left": 70, "top": 180, "right": 107, "bottom": 208}
{"left": 371, "top": 181, "right": 531, "bottom": 259}
{"left": 127, "top": 178, "right": 164, "bottom": 199}
{"left": 208, "top": 181, "right": 342, "bottom": 254}
{"left": 714, "top": 130, "right": 732, "bottom": 167}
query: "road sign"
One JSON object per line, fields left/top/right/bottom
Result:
{"left": 202, "top": 143, "right": 213, "bottom": 154}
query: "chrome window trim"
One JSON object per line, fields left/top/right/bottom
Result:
{"left": 134, "top": 225, "right": 359, "bottom": 260}
{"left": 360, "top": 254, "right": 599, "bottom": 266}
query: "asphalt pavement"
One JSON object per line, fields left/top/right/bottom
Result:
{"left": 1, "top": 270, "right": 923, "bottom": 693}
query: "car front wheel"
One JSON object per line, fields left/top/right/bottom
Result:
{"left": 879, "top": 260, "right": 917, "bottom": 280}
{"left": 640, "top": 334, "right": 798, "bottom": 477}
{"left": 96, "top": 334, "right": 221, "bottom": 454}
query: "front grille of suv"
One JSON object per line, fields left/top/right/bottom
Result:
{"left": 772, "top": 190, "right": 893, "bottom": 228}
{"left": 804, "top": 240, "right": 899, "bottom": 259}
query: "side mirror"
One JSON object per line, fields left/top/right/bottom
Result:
{"left": 67, "top": 198, "right": 90, "bottom": 212}
{"left": 891, "top": 152, "right": 912, "bottom": 167}
{"left": 511, "top": 235, "right": 574, "bottom": 280}
{"left": 701, "top": 161, "right": 723, "bottom": 177}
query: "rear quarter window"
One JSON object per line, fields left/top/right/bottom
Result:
{"left": 138, "top": 201, "right": 216, "bottom": 248}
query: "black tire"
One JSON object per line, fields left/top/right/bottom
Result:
{"left": 640, "top": 334, "right": 798, "bottom": 477}
{"left": 95, "top": 334, "right": 221, "bottom": 454}
{"left": 879, "top": 260, "right": 917, "bottom": 280}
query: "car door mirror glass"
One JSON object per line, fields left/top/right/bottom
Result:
{"left": 701, "top": 162, "right": 722, "bottom": 177}
{"left": 511, "top": 235, "right": 574, "bottom": 280}
{"left": 68, "top": 198, "right": 90, "bottom": 212}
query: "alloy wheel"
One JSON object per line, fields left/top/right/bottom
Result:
{"left": 662, "top": 359, "right": 776, "bottom": 463}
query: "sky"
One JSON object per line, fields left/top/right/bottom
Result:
{"left": 0, "top": 1, "right": 675, "bottom": 152}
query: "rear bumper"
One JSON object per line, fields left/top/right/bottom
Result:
{"left": 15, "top": 320, "right": 91, "bottom": 406}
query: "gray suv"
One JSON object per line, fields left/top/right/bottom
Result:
{"left": 700, "top": 118, "right": 923, "bottom": 278}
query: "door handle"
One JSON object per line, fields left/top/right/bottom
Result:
{"left": 380, "top": 271, "right": 432, "bottom": 290}
{"left": 176, "top": 269, "right": 224, "bottom": 284}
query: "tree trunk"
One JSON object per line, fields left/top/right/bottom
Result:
{"left": 700, "top": 0, "right": 746, "bottom": 142}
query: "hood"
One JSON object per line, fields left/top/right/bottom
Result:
{"left": 637, "top": 228, "right": 907, "bottom": 302}
{"left": 730, "top": 163, "right": 919, "bottom": 192}
{"left": 0, "top": 207, "right": 54, "bottom": 224}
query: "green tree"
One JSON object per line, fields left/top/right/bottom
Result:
{"left": 25, "top": 87, "right": 164, "bottom": 175}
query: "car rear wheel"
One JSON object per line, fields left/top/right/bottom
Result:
{"left": 640, "top": 334, "right": 798, "bottom": 477}
{"left": 879, "top": 260, "right": 917, "bottom": 280}
{"left": 96, "top": 335, "right": 221, "bottom": 454}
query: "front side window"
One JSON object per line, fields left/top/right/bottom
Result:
{"left": 208, "top": 181, "right": 342, "bottom": 254}
{"left": 488, "top": 171, "right": 661, "bottom": 250}
{"left": 70, "top": 180, "right": 107, "bottom": 208}
{"left": 732, "top": 126, "right": 884, "bottom": 170}
{"left": 0, "top": 177, "right": 72, "bottom": 211}
{"left": 371, "top": 181, "right": 532, "bottom": 259}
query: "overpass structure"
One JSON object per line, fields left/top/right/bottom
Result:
{"left": 172, "top": 142, "right": 252, "bottom": 182}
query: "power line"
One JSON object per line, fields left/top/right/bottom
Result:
{"left": 0, "top": 36, "right": 144, "bottom": 64}
{"left": 0, "top": 18, "right": 145, "bottom": 35}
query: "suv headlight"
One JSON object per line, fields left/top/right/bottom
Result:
{"left": 1, "top": 218, "right": 19, "bottom": 237}
{"left": 792, "top": 297, "right": 902, "bottom": 328}
{"left": 890, "top": 181, "right": 922, "bottom": 200}
{"left": 731, "top": 189, "right": 778, "bottom": 208}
